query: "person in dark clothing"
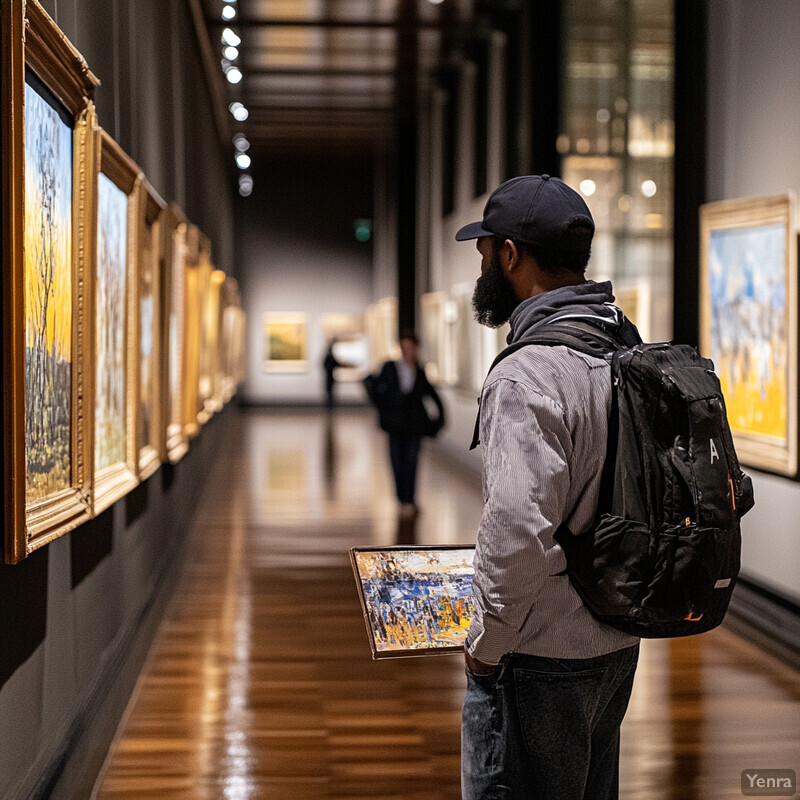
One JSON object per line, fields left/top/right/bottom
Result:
{"left": 364, "top": 332, "right": 445, "bottom": 514}
{"left": 322, "top": 339, "right": 341, "bottom": 409}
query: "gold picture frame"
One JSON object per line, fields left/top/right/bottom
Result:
{"left": 2, "top": 0, "right": 99, "bottom": 561}
{"left": 700, "top": 193, "right": 798, "bottom": 477}
{"left": 182, "top": 225, "right": 202, "bottom": 439}
{"left": 136, "top": 180, "right": 166, "bottom": 480}
{"left": 163, "top": 205, "right": 189, "bottom": 463}
{"left": 262, "top": 312, "right": 308, "bottom": 373}
{"left": 88, "top": 128, "right": 141, "bottom": 514}
{"left": 219, "top": 277, "right": 245, "bottom": 403}
{"left": 195, "top": 235, "right": 217, "bottom": 425}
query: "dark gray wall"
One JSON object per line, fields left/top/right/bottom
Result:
{"left": 0, "top": 1, "right": 238, "bottom": 797}
{"left": 36, "top": 0, "right": 235, "bottom": 273}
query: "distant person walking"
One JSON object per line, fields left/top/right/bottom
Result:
{"left": 364, "top": 331, "right": 445, "bottom": 515}
{"left": 322, "top": 339, "right": 341, "bottom": 410}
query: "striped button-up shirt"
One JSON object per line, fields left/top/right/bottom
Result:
{"left": 467, "top": 343, "right": 639, "bottom": 663}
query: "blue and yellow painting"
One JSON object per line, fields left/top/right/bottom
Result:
{"left": 24, "top": 78, "right": 74, "bottom": 503}
{"left": 708, "top": 223, "right": 786, "bottom": 440}
{"left": 353, "top": 548, "right": 474, "bottom": 655}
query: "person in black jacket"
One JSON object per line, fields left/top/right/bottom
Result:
{"left": 364, "top": 331, "right": 445, "bottom": 515}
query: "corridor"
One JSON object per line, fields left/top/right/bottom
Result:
{"left": 92, "top": 409, "right": 800, "bottom": 800}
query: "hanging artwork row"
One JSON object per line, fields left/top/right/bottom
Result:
{"left": 1, "top": 0, "right": 246, "bottom": 562}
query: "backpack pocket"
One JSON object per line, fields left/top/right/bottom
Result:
{"left": 557, "top": 515, "right": 651, "bottom": 616}
{"left": 642, "top": 523, "right": 740, "bottom": 626}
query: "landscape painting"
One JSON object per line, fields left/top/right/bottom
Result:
{"left": 138, "top": 212, "right": 157, "bottom": 457}
{"left": 94, "top": 172, "right": 129, "bottom": 473}
{"left": 350, "top": 546, "right": 475, "bottom": 658}
{"left": 24, "top": 79, "right": 74, "bottom": 504}
{"left": 262, "top": 312, "right": 308, "bottom": 372}
{"left": 700, "top": 194, "right": 797, "bottom": 476}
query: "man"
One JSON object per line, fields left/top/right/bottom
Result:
{"left": 364, "top": 331, "right": 445, "bottom": 515}
{"left": 456, "top": 175, "right": 640, "bottom": 800}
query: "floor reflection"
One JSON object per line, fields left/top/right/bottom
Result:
{"left": 94, "top": 408, "right": 800, "bottom": 800}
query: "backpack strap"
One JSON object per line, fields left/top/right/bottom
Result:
{"left": 469, "top": 316, "right": 640, "bottom": 450}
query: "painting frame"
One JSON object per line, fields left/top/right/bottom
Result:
{"left": 2, "top": 0, "right": 99, "bottom": 562}
{"left": 700, "top": 193, "right": 798, "bottom": 477}
{"left": 136, "top": 179, "right": 167, "bottom": 480}
{"left": 182, "top": 225, "right": 202, "bottom": 439}
{"left": 262, "top": 312, "right": 309, "bottom": 373}
{"left": 350, "top": 545, "right": 475, "bottom": 659}
{"left": 88, "top": 128, "right": 141, "bottom": 514}
{"left": 163, "top": 204, "right": 189, "bottom": 463}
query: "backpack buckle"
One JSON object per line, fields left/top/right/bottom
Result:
{"left": 684, "top": 610, "right": 704, "bottom": 622}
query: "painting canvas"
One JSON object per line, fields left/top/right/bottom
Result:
{"left": 700, "top": 194, "right": 798, "bottom": 476}
{"left": 350, "top": 546, "right": 475, "bottom": 658}
{"left": 94, "top": 173, "right": 128, "bottom": 472}
{"left": 137, "top": 184, "right": 165, "bottom": 477}
{"left": 23, "top": 78, "right": 74, "bottom": 504}
{"left": 263, "top": 312, "right": 308, "bottom": 372}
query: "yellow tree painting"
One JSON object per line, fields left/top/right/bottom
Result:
{"left": 24, "top": 79, "right": 74, "bottom": 503}
{"left": 95, "top": 173, "right": 128, "bottom": 472}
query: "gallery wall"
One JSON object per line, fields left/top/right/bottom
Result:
{"left": 0, "top": 1, "right": 239, "bottom": 797}
{"left": 237, "top": 150, "right": 376, "bottom": 406}
{"left": 706, "top": 0, "right": 800, "bottom": 605}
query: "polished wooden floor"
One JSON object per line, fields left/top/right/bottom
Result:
{"left": 93, "top": 409, "right": 800, "bottom": 800}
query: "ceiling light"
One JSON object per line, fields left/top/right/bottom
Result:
{"left": 225, "top": 66, "right": 243, "bottom": 85}
{"left": 239, "top": 174, "right": 253, "bottom": 197}
{"left": 224, "top": 46, "right": 239, "bottom": 61}
{"left": 235, "top": 153, "right": 251, "bottom": 169}
{"left": 641, "top": 180, "right": 657, "bottom": 198}
{"left": 579, "top": 179, "right": 596, "bottom": 197}
{"left": 233, "top": 133, "right": 250, "bottom": 152}
{"left": 221, "top": 28, "right": 241, "bottom": 47}
{"left": 221, "top": 5, "right": 236, "bottom": 20}
{"left": 229, "top": 102, "right": 249, "bottom": 121}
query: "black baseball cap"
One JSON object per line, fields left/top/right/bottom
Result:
{"left": 455, "top": 174, "right": 594, "bottom": 252}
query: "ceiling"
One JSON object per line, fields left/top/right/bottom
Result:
{"left": 195, "top": 0, "right": 479, "bottom": 158}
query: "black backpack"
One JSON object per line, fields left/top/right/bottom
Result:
{"left": 477, "top": 316, "right": 755, "bottom": 638}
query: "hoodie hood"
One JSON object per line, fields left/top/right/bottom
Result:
{"left": 507, "top": 280, "right": 622, "bottom": 344}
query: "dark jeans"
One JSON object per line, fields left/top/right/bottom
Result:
{"left": 388, "top": 434, "right": 422, "bottom": 504}
{"left": 462, "top": 645, "right": 639, "bottom": 800}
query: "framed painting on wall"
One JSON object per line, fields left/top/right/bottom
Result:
{"left": 89, "top": 128, "right": 141, "bottom": 514}
{"left": 182, "top": 225, "right": 202, "bottom": 439}
{"left": 163, "top": 205, "right": 189, "bottom": 463}
{"left": 262, "top": 312, "right": 308, "bottom": 372}
{"left": 136, "top": 180, "right": 166, "bottom": 480}
{"left": 700, "top": 193, "right": 798, "bottom": 477}
{"left": 2, "top": 0, "right": 99, "bottom": 561}
{"left": 350, "top": 546, "right": 475, "bottom": 659}
{"left": 219, "top": 276, "right": 245, "bottom": 404}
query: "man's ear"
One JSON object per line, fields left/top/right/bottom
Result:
{"left": 504, "top": 239, "right": 521, "bottom": 272}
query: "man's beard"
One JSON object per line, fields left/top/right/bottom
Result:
{"left": 472, "top": 247, "right": 519, "bottom": 328}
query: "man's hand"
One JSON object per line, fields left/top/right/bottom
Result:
{"left": 464, "top": 647, "right": 498, "bottom": 675}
